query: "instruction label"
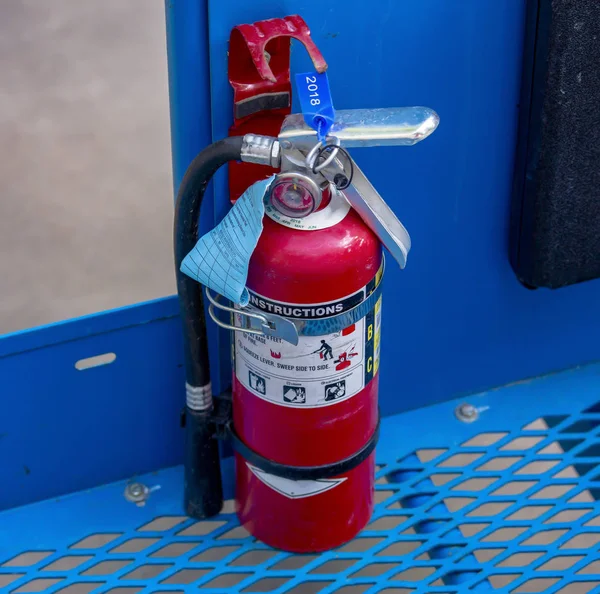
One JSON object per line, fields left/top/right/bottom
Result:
{"left": 235, "top": 278, "right": 382, "bottom": 408}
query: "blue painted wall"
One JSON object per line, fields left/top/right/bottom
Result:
{"left": 207, "top": 0, "right": 600, "bottom": 411}
{"left": 165, "top": 0, "right": 231, "bottom": 394}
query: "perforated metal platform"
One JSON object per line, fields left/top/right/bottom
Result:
{"left": 2, "top": 364, "right": 600, "bottom": 594}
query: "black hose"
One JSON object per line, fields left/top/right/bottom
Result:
{"left": 174, "top": 136, "right": 244, "bottom": 518}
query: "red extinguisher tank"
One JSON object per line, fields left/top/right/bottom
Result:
{"left": 233, "top": 190, "right": 383, "bottom": 552}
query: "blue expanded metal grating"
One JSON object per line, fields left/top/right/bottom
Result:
{"left": 1, "top": 365, "right": 600, "bottom": 594}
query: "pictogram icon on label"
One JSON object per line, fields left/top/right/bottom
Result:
{"left": 235, "top": 276, "right": 382, "bottom": 408}
{"left": 248, "top": 464, "right": 346, "bottom": 499}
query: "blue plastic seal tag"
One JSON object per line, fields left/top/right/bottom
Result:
{"left": 180, "top": 175, "right": 274, "bottom": 306}
{"left": 295, "top": 71, "right": 335, "bottom": 141}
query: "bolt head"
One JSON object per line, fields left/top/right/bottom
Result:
{"left": 125, "top": 482, "right": 147, "bottom": 502}
{"left": 456, "top": 403, "right": 478, "bottom": 423}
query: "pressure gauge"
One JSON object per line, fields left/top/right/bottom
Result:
{"left": 269, "top": 172, "right": 322, "bottom": 218}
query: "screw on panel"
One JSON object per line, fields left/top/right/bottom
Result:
{"left": 455, "top": 403, "right": 479, "bottom": 423}
{"left": 124, "top": 482, "right": 149, "bottom": 506}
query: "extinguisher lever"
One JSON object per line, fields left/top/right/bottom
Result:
{"left": 320, "top": 161, "right": 412, "bottom": 268}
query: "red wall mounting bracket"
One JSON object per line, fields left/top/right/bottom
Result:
{"left": 227, "top": 15, "right": 327, "bottom": 201}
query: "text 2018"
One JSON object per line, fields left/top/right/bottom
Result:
{"left": 305, "top": 75, "right": 321, "bottom": 106}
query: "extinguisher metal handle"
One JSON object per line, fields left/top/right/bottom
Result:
{"left": 278, "top": 106, "right": 439, "bottom": 150}
{"left": 206, "top": 288, "right": 300, "bottom": 345}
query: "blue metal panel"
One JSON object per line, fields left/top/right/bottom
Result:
{"left": 164, "top": 0, "right": 212, "bottom": 195}
{"left": 164, "top": 0, "right": 230, "bottom": 395}
{"left": 206, "top": 0, "right": 600, "bottom": 415}
{"left": 0, "top": 297, "right": 185, "bottom": 512}
{"left": 1, "top": 363, "right": 599, "bottom": 593}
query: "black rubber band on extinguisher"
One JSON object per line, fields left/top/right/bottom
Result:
{"left": 226, "top": 415, "right": 381, "bottom": 481}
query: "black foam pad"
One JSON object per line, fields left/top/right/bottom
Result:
{"left": 510, "top": 0, "right": 600, "bottom": 288}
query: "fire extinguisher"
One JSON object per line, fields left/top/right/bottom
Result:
{"left": 174, "top": 105, "right": 438, "bottom": 552}
{"left": 174, "top": 16, "right": 438, "bottom": 552}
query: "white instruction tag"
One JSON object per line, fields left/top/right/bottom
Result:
{"left": 180, "top": 176, "right": 274, "bottom": 306}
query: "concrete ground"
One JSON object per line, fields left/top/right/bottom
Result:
{"left": 0, "top": 1, "right": 174, "bottom": 335}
